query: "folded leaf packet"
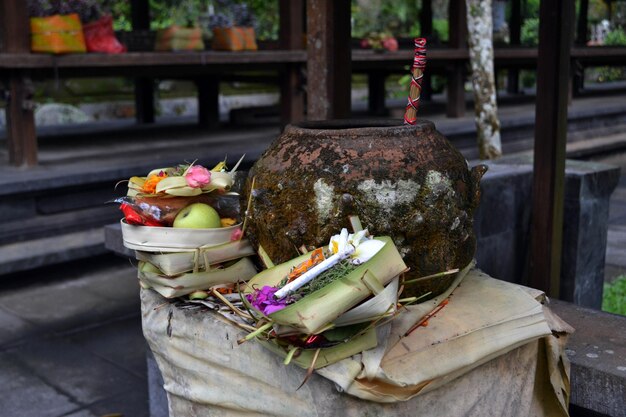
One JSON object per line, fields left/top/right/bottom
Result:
{"left": 244, "top": 236, "right": 407, "bottom": 335}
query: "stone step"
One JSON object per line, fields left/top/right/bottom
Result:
{"left": 0, "top": 228, "right": 107, "bottom": 276}
{"left": 606, "top": 225, "right": 626, "bottom": 269}
{"left": 0, "top": 205, "right": 119, "bottom": 245}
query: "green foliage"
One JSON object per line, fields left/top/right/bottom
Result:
{"left": 521, "top": 17, "right": 539, "bottom": 46}
{"left": 603, "top": 275, "right": 626, "bottom": 316}
{"left": 605, "top": 28, "right": 626, "bottom": 46}
{"left": 520, "top": 70, "right": 536, "bottom": 88}
{"left": 108, "top": 1, "right": 130, "bottom": 30}
{"left": 432, "top": 18, "right": 448, "bottom": 43}
{"left": 594, "top": 29, "right": 626, "bottom": 83}
{"left": 524, "top": 0, "right": 539, "bottom": 17}
{"left": 105, "top": 0, "right": 278, "bottom": 39}
{"left": 351, "top": 0, "right": 421, "bottom": 39}
{"left": 588, "top": 0, "right": 610, "bottom": 25}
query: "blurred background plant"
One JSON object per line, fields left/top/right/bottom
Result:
{"left": 103, "top": 0, "right": 276, "bottom": 38}
{"left": 603, "top": 275, "right": 626, "bottom": 316}
{"left": 27, "top": 0, "right": 103, "bottom": 22}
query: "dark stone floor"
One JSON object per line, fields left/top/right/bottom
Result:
{"left": 0, "top": 255, "right": 149, "bottom": 417}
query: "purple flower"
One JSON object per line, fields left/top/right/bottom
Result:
{"left": 246, "top": 285, "right": 287, "bottom": 315}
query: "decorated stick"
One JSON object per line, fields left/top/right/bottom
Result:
{"left": 403, "top": 38, "right": 427, "bottom": 125}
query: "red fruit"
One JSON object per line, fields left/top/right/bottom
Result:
{"left": 383, "top": 37, "right": 398, "bottom": 52}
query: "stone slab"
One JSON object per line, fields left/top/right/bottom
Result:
{"left": 0, "top": 228, "right": 108, "bottom": 276}
{"left": 67, "top": 315, "right": 148, "bottom": 378}
{"left": 82, "top": 387, "right": 149, "bottom": 417}
{"left": 8, "top": 335, "right": 145, "bottom": 406}
{"left": 550, "top": 300, "right": 626, "bottom": 417}
{"left": 606, "top": 226, "right": 626, "bottom": 268}
{"left": 0, "top": 352, "right": 82, "bottom": 417}
{"left": 0, "top": 306, "right": 40, "bottom": 350}
{"left": 104, "top": 223, "right": 134, "bottom": 258}
{"left": 608, "top": 199, "right": 626, "bottom": 225}
{"left": 0, "top": 262, "right": 138, "bottom": 333}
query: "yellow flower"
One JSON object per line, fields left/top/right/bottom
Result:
{"left": 220, "top": 217, "right": 237, "bottom": 227}
{"left": 142, "top": 172, "right": 167, "bottom": 194}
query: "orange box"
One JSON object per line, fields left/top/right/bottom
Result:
{"left": 155, "top": 26, "right": 205, "bottom": 51}
{"left": 212, "top": 27, "right": 257, "bottom": 51}
{"left": 30, "top": 14, "right": 87, "bottom": 54}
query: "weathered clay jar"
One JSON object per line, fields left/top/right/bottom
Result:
{"left": 245, "top": 119, "right": 486, "bottom": 297}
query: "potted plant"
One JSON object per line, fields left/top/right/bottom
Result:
{"left": 28, "top": 0, "right": 88, "bottom": 54}
{"left": 155, "top": 0, "right": 205, "bottom": 51}
{"left": 209, "top": 3, "right": 257, "bottom": 52}
{"left": 28, "top": 0, "right": 125, "bottom": 54}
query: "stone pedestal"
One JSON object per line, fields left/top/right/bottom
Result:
{"left": 474, "top": 156, "right": 620, "bottom": 309}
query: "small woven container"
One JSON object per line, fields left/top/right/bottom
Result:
{"left": 120, "top": 219, "right": 242, "bottom": 252}
{"left": 121, "top": 220, "right": 257, "bottom": 298}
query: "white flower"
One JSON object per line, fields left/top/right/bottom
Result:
{"left": 328, "top": 228, "right": 385, "bottom": 264}
{"left": 352, "top": 239, "right": 385, "bottom": 264}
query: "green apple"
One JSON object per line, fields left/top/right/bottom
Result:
{"left": 139, "top": 261, "right": 162, "bottom": 274}
{"left": 173, "top": 203, "right": 222, "bottom": 229}
{"left": 188, "top": 290, "right": 209, "bottom": 300}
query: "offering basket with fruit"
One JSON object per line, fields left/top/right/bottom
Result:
{"left": 118, "top": 158, "right": 257, "bottom": 298}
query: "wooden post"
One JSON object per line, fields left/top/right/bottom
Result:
{"left": 306, "top": 0, "right": 351, "bottom": 120}
{"left": 529, "top": 0, "right": 575, "bottom": 297}
{"left": 131, "top": 0, "right": 155, "bottom": 124}
{"left": 573, "top": 0, "right": 589, "bottom": 95}
{"left": 368, "top": 71, "right": 387, "bottom": 116}
{"left": 447, "top": 0, "right": 466, "bottom": 118}
{"left": 279, "top": 0, "right": 305, "bottom": 125}
{"left": 0, "top": 0, "right": 38, "bottom": 166}
{"left": 197, "top": 78, "right": 220, "bottom": 128}
{"left": 507, "top": 0, "right": 521, "bottom": 94}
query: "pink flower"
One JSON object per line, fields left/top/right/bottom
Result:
{"left": 230, "top": 228, "right": 243, "bottom": 241}
{"left": 246, "top": 285, "right": 288, "bottom": 315}
{"left": 185, "top": 165, "right": 211, "bottom": 188}
{"left": 360, "top": 38, "right": 371, "bottom": 49}
{"left": 383, "top": 37, "right": 398, "bottom": 52}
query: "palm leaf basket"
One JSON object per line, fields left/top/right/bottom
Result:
{"left": 138, "top": 258, "right": 257, "bottom": 298}
{"left": 120, "top": 219, "right": 243, "bottom": 252}
{"left": 135, "top": 239, "right": 256, "bottom": 276}
{"left": 122, "top": 219, "right": 256, "bottom": 298}
{"left": 244, "top": 236, "right": 407, "bottom": 335}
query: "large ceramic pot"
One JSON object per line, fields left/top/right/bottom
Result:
{"left": 245, "top": 120, "right": 486, "bottom": 297}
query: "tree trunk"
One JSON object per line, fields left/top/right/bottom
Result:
{"left": 466, "top": 0, "right": 502, "bottom": 159}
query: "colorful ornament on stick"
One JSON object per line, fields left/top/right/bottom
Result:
{"left": 403, "top": 38, "right": 427, "bottom": 125}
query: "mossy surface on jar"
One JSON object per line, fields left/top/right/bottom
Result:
{"left": 245, "top": 119, "right": 486, "bottom": 297}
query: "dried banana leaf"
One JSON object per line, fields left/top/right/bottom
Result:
{"left": 138, "top": 257, "right": 257, "bottom": 298}
{"left": 333, "top": 277, "right": 399, "bottom": 327}
{"left": 135, "top": 239, "right": 255, "bottom": 276}
{"left": 256, "top": 327, "right": 378, "bottom": 370}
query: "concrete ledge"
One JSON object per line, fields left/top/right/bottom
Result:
{"left": 550, "top": 300, "right": 626, "bottom": 417}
